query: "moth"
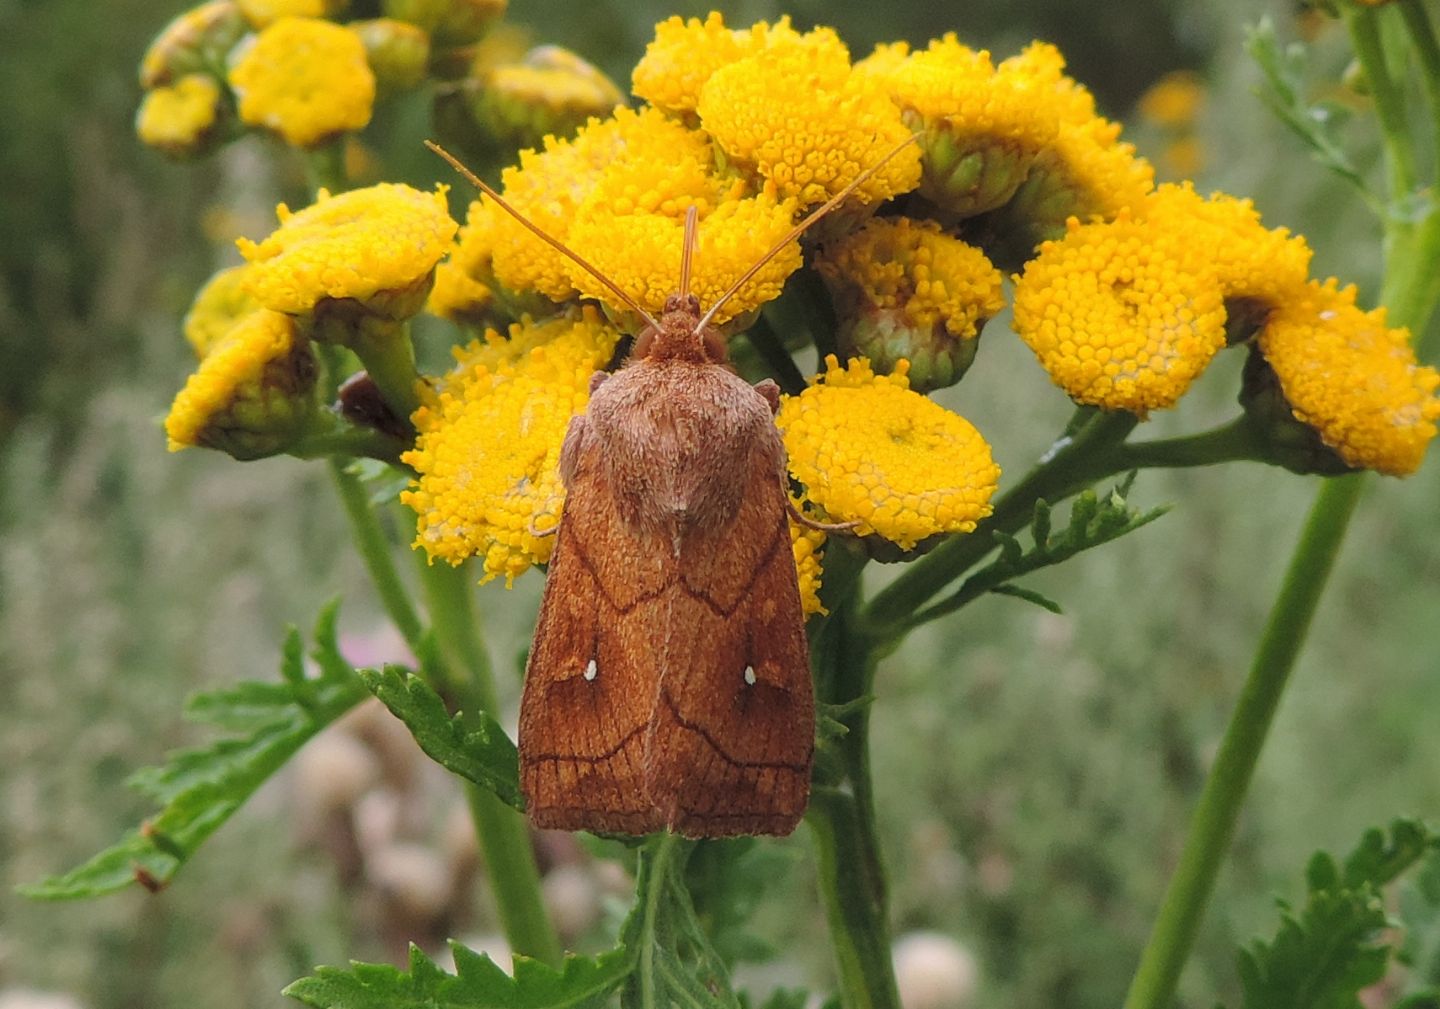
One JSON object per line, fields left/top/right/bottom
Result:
{"left": 428, "top": 139, "right": 913, "bottom": 837}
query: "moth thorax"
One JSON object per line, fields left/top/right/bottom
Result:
{"left": 638, "top": 293, "right": 727, "bottom": 364}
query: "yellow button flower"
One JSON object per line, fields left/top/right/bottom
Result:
{"left": 789, "top": 503, "right": 827, "bottom": 617}
{"left": 565, "top": 189, "right": 800, "bottom": 326}
{"left": 185, "top": 264, "right": 261, "bottom": 357}
{"left": 1141, "top": 183, "right": 1311, "bottom": 309}
{"left": 229, "top": 16, "right": 376, "bottom": 147}
{"left": 697, "top": 24, "right": 920, "bottom": 208}
{"left": 237, "top": 183, "right": 456, "bottom": 321}
{"left": 487, "top": 106, "right": 711, "bottom": 303}
{"left": 816, "top": 216, "right": 1003, "bottom": 389}
{"left": 1011, "top": 212, "right": 1227, "bottom": 415}
{"left": 777, "top": 356, "right": 1000, "bottom": 549}
{"left": 1258, "top": 279, "right": 1440, "bottom": 475}
{"left": 1137, "top": 70, "right": 1206, "bottom": 129}
{"left": 136, "top": 73, "right": 225, "bottom": 157}
{"left": 402, "top": 310, "right": 620, "bottom": 582}
{"left": 235, "top": 0, "right": 347, "bottom": 28}
{"left": 165, "top": 309, "right": 318, "bottom": 458}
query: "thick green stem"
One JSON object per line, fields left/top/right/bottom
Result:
{"left": 1114, "top": 416, "right": 1268, "bottom": 470}
{"left": 1397, "top": 0, "right": 1440, "bottom": 176}
{"left": 1121, "top": 473, "right": 1365, "bottom": 1009}
{"left": 349, "top": 321, "right": 423, "bottom": 423}
{"left": 420, "top": 561, "right": 562, "bottom": 967}
{"left": 293, "top": 425, "right": 408, "bottom": 465}
{"left": 806, "top": 593, "right": 900, "bottom": 1009}
{"left": 1346, "top": 5, "right": 1419, "bottom": 198}
{"left": 864, "top": 410, "right": 1138, "bottom": 634}
{"left": 634, "top": 833, "right": 684, "bottom": 1009}
{"left": 327, "top": 458, "right": 425, "bottom": 652}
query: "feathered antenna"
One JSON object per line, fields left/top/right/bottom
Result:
{"left": 425, "top": 140, "right": 663, "bottom": 333}
{"left": 693, "top": 132, "right": 922, "bottom": 333}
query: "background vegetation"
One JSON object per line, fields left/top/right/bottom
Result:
{"left": 2, "top": 1, "right": 1436, "bottom": 1007}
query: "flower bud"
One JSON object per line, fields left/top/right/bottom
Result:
{"left": 165, "top": 309, "right": 320, "bottom": 459}
{"left": 817, "top": 217, "right": 1003, "bottom": 392}
{"left": 139, "top": 1, "right": 248, "bottom": 89}
{"left": 469, "top": 45, "right": 624, "bottom": 148}
{"left": 235, "top": 0, "right": 349, "bottom": 29}
{"left": 349, "top": 18, "right": 431, "bottom": 93}
{"left": 382, "top": 0, "right": 506, "bottom": 46}
{"left": 136, "top": 73, "right": 229, "bottom": 159}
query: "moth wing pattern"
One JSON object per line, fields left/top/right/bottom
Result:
{"left": 646, "top": 429, "right": 814, "bottom": 838}
{"left": 518, "top": 414, "right": 669, "bottom": 835}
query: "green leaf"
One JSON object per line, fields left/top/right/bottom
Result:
{"left": 285, "top": 940, "right": 634, "bottom": 1009}
{"left": 20, "top": 602, "right": 368, "bottom": 900}
{"left": 358, "top": 666, "right": 522, "bottom": 810}
{"left": 1399, "top": 849, "right": 1440, "bottom": 992}
{"left": 1231, "top": 819, "right": 1439, "bottom": 1009}
{"left": 989, "top": 583, "right": 1063, "bottom": 613}
{"left": 1245, "top": 17, "right": 1371, "bottom": 197}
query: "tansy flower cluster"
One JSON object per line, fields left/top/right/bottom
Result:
{"left": 152, "top": 9, "right": 1438, "bottom": 619}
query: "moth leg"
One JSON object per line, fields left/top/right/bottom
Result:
{"left": 753, "top": 379, "right": 781, "bottom": 414}
{"left": 786, "top": 497, "right": 860, "bottom": 534}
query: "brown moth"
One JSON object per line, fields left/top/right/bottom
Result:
{"left": 428, "top": 139, "right": 914, "bottom": 837}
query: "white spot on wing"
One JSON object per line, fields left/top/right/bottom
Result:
{"left": 743, "top": 665, "right": 756, "bottom": 686}
{"left": 583, "top": 658, "right": 597, "bottom": 681}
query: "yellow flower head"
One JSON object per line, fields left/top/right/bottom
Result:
{"left": 777, "top": 356, "right": 1000, "bottom": 549}
{"left": 237, "top": 183, "right": 456, "bottom": 321}
{"left": 185, "top": 264, "right": 262, "bottom": 358}
{"left": 402, "top": 310, "right": 620, "bottom": 582}
{"left": 1258, "top": 279, "right": 1440, "bottom": 475}
{"left": 235, "top": 0, "right": 347, "bottom": 28}
{"left": 136, "top": 73, "right": 225, "bottom": 157}
{"left": 1137, "top": 70, "right": 1205, "bottom": 129}
{"left": 697, "top": 23, "right": 920, "bottom": 208}
{"left": 1141, "top": 183, "right": 1311, "bottom": 308}
{"left": 1012, "top": 211, "right": 1227, "bottom": 414}
{"left": 140, "top": 1, "right": 247, "bottom": 88}
{"left": 631, "top": 11, "right": 756, "bottom": 114}
{"left": 486, "top": 106, "right": 708, "bottom": 302}
{"left": 165, "top": 308, "right": 318, "bottom": 458}
{"left": 229, "top": 16, "right": 376, "bottom": 147}
{"left": 789, "top": 502, "right": 827, "bottom": 617}
{"left": 566, "top": 189, "right": 801, "bottom": 326}
{"left": 474, "top": 45, "right": 625, "bottom": 147}
{"left": 874, "top": 35, "right": 1064, "bottom": 216}
{"left": 817, "top": 217, "right": 1003, "bottom": 390}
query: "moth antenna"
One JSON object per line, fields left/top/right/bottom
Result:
{"left": 678, "top": 205, "right": 698, "bottom": 302}
{"left": 425, "top": 140, "right": 663, "bottom": 332}
{"left": 694, "top": 131, "right": 922, "bottom": 334}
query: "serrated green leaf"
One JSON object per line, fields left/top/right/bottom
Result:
{"left": 1230, "top": 821, "right": 1439, "bottom": 1009}
{"left": 358, "top": 666, "right": 522, "bottom": 810}
{"left": 285, "top": 940, "right": 634, "bottom": 1009}
{"left": 20, "top": 604, "right": 367, "bottom": 900}
{"left": 989, "top": 583, "right": 1063, "bottom": 614}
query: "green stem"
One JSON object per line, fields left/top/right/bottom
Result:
{"left": 292, "top": 425, "right": 408, "bottom": 465}
{"left": 1121, "top": 473, "right": 1366, "bottom": 1009}
{"left": 350, "top": 321, "right": 423, "bottom": 424}
{"left": 635, "top": 833, "right": 684, "bottom": 1009}
{"left": 1397, "top": 0, "right": 1440, "bottom": 178}
{"left": 420, "top": 561, "right": 562, "bottom": 967}
{"left": 304, "top": 139, "right": 347, "bottom": 195}
{"left": 1346, "top": 4, "right": 1419, "bottom": 199}
{"left": 806, "top": 593, "right": 900, "bottom": 1009}
{"left": 327, "top": 458, "right": 425, "bottom": 653}
{"left": 1113, "top": 416, "right": 1269, "bottom": 470}
{"left": 863, "top": 409, "right": 1137, "bottom": 634}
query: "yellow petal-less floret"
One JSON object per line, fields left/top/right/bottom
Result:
{"left": 402, "top": 310, "right": 621, "bottom": 582}
{"left": 777, "top": 356, "right": 1000, "bottom": 549}
{"left": 789, "top": 504, "right": 827, "bottom": 617}
{"left": 1141, "top": 182, "right": 1311, "bottom": 307}
{"left": 185, "top": 264, "right": 262, "bottom": 358}
{"left": 237, "top": 183, "right": 457, "bottom": 318}
{"left": 1012, "top": 212, "right": 1227, "bottom": 414}
{"left": 229, "top": 16, "right": 375, "bottom": 147}
{"left": 1259, "top": 279, "right": 1440, "bottom": 475}
{"left": 631, "top": 11, "right": 754, "bottom": 114}
{"left": 136, "top": 73, "right": 224, "bottom": 156}
{"left": 697, "top": 25, "right": 920, "bottom": 208}
{"left": 565, "top": 190, "right": 801, "bottom": 325}
{"left": 165, "top": 308, "right": 317, "bottom": 457}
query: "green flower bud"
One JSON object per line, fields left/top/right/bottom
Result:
{"left": 140, "top": 1, "right": 248, "bottom": 89}
{"left": 350, "top": 18, "right": 431, "bottom": 93}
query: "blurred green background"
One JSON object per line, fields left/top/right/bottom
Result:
{"left": 2, "top": 1, "right": 1437, "bottom": 1008}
